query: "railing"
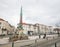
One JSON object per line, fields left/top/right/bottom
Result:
{"left": 20, "top": 37, "right": 60, "bottom": 47}
{"left": 0, "top": 37, "right": 60, "bottom": 47}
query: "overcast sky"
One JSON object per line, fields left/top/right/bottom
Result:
{"left": 0, "top": 0, "right": 60, "bottom": 27}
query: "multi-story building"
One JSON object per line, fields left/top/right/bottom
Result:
{"left": 0, "top": 18, "right": 15, "bottom": 35}
{"left": 53, "top": 26, "right": 60, "bottom": 33}
{"left": 21, "top": 23, "right": 53, "bottom": 35}
{"left": 22, "top": 23, "right": 36, "bottom": 35}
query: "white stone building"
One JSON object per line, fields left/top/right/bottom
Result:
{"left": 21, "top": 23, "right": 53, "bottom": 35}
{"left": 0, "top": 18, "right": 15, "bottom": 35}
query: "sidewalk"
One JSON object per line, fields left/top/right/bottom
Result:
{"left": 0, "top": 37, "right": 9, "bottom": 44}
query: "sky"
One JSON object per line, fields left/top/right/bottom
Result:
{"left": 0, "top": 0, "right": 60, "bottom": 27}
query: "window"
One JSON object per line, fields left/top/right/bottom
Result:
{"left": 0, "top": 22, "right": 1, "bottom": 29}
{"left": 0, "top": 22, "right": 1, "bottom": 25}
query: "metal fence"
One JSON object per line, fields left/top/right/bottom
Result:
{"left": 20, "top": 37, "right": 60, "bottom": 47}
{"left": 0, "top": 37, "right": 60, "bottom": 47}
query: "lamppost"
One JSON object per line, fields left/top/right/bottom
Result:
{"left": 34, "top": 24, "right": 36, "bottom": 35}
{"left": 37, "top": 24, "right": 40, "bottom": 34}
{"left": 36, "top": 24, "right": 40, "bottom": 38}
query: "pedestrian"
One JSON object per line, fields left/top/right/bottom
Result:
{"left": 43, "top": 34, "right": 46, "bottom": 39}
{"left": 39, "top": 34, "right": 41, "bottom": 38}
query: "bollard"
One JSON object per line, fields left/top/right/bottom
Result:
{"left": 53, "top": 37, "right": 54, "bottom": 39}
{"left": 35, "top": 39, "right": 37, "bottom": 43}
{"left": 55, "top": 43, "right": 57, "bottom": 47}
{"left": 12, "top": 41, "right": 14, "bottom": 47}
{"left": 35, "top": 39, "right": 37, "bottom": 47}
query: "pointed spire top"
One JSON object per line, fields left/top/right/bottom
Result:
{"left": 20, "top": 5, "right": 22, "bottom": 16}
{"left": 21, "top": 5, "right": 22, "bottom": 9}
{"left": 20, "top": 5, "right": 23, "bottom": 24}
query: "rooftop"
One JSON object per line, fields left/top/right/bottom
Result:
{"left": 0, "top": 18, "right": 5, "bottom": 21}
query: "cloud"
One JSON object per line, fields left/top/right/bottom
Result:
{"left": 0, "top": 0, "right": 60, "bottom": 27}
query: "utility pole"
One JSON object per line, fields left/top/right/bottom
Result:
{"left": 37, "top": 24, "right": 40, "bottom": 38}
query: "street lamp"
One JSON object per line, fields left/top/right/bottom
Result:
{"left": 33, "top": 24, "right": 36, "bottom": 35}
{"left": 36, "top": 24, "right": 40, "bottom": 38}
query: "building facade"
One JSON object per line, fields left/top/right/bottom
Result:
{"left": 22, "top": 23, "right": 53, "bottom": 35}
{"left": 0, "top": 18, "right": 15, "bottom": 35}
